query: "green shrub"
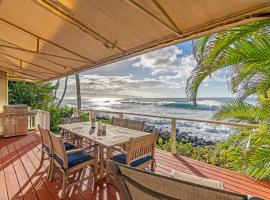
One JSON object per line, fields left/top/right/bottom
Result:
{"left": 48, "top": 105, "right": 75, "bottom": 133}
{"left": 97, "top": 118, "right": 112, "bottom": 124}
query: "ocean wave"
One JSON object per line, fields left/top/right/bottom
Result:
{"left": 120, "top": 100, "right": 221, "bottom": 110}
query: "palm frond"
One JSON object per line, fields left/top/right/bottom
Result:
{"left": 246, "top": 145, "right": 270, "bottom": 179}
{"left": 213, "top": 100, "right": 260, "bottom": 123}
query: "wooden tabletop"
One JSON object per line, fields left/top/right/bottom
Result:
{"left": 58, "top": 122, "right": 151, "bottom": 147}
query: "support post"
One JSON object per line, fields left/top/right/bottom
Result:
{"left": 119, "top": 113, "right": 124, "bottom": 119}
{"left": 0, "top": 71, "right": 8, "bottom": 136}
{"left": 171, "top": 118, "right": 177, "bottom": 154}
{"left": 90, "top": 110, "right": 96, "bottom": 121}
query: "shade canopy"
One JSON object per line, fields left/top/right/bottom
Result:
{"left": 0, "top": 0, "right": 270, "bottom": 82}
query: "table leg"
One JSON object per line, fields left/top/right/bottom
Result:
{"left": 96, "top": 145, "right": 105, "bottom": 182}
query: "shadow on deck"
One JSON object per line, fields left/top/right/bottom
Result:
{"left": 0, "top": 132, "right": 269, "bottom": 200}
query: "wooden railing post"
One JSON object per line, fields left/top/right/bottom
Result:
{"left": 171, "top": 118, "right": 177, "bottom": 154}
{"left": 72, "top": 110, "right": 80, "bottom": 117}
{"left": 90, "top": 110, "right": 96, "bottom": 121}
{"left": 119, "top": 113, "right": 124, "bottom": 119}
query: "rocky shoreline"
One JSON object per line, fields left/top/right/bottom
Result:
{"left": 143, "top": 125, "right": 215, "bottom": 147}
{"left": 97, "top": 115, "right": 217, "bottom": 147}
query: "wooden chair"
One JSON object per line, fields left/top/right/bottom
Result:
{"left": 49, "top": 132, "right": 98, "bottom": 198}
{"left": 60, "top": 117, "right": 84, "bottom": 147}
{"left": 125, "top": 119, "right": 145, "bottom": 131}
{"left": 109, "top": 161, "right": 263, "bottom": 200}
{"left": 107, "top": 133, "right": 157, "bottom": 183}
{"left": 112, "top": 117, "right": 128, "bottom": 127}
{"left": 38, "top": 126, "right": 77, "bottom": 178}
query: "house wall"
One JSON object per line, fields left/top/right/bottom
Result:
{"left": 0, "top": 71, "right": 8, "bottom": 136}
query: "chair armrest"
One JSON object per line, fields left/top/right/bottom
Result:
{"left": 63, "top": 137, "right": 80, "bottom": 142}
{"left": 66, "top": 144, "right": 98, "bottom": 154}
{"left": 109, "top": 146, "right": 127, "bottom": 154}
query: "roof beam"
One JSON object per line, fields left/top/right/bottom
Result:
{"left": 152, "top": 0, "right": 182, "bottom": 34}
{"left": 0, "top": 43, "right": 89, "bottom": 63}
{"left": 125, "top": 0, "right": 181, "bottom": 35}
{"left": 0, "top": 61, "right": 57, "bottom": 76}
{"left": 36, "top": 0, "right": 124, "bottom": 52}
{"left": 0, "top": 39, "right": 78, "bottom": 70}
{"left": 0, "top": 66, "right": 44, "bottom": 80}
{"left": 0, "top": 52, "right": 62, "bottom": 75}
{"left": 0, "top": 17, "right": 94, "bottom": 63}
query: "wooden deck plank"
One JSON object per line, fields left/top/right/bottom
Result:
{"left": 7, "top": 143, "right": 39, "bottom": 200}
{"left": 15, "top": 136, "right": 55, "bottom": 200}
{"left": 155, "top": 149, "right": 270, "bottom": 199}
{"left": 0, "top": 145, "right": 24, "bottom": 200}
{"left": 0, "top": 144, "right": 9, "bottom": 200}
{"left": 1, "top": 133, "right": 270, "bottom": 200}
{"left": 156, "top": 151, "right": 265, "bottom": 190}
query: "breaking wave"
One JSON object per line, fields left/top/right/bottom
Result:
{"left": 120, "top": 100, "right": 221, "bottom": 110}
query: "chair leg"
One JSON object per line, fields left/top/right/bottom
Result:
{"left": 151, "top": 160, "right": 155, "bottom": 172}
{"left": 106, "top": 160, "right": 110, "bottom": 184}
{"left": 47, "top": 157, "right": 53, "bottom": 180}
{"left": 61, "top": 172, "right": 68, "bottom": 199}
{"left": 49, "top": 161, "right": 55, "bottom": 181}
{"left": 38, "top": 149, "right": 44, "bottom": 170}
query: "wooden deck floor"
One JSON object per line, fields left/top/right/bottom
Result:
{"left": 0, "top": 132, "right": 270, "bottom": 200}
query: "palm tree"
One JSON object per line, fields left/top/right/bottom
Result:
{"left": 75, "top": 73, "right": 81, "bottom": 110}
{"left": 187, "top": 19, "right": 270, "bottom": 103}
{"left": 57, "top": 77, "right": 68, "bottom": 108}
{"left": 186, "top": 19, "right": 270, "bottom": 179}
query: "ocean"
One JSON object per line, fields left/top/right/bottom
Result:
{"left": 62, "top": 97, "right": 256, "bottom": 142}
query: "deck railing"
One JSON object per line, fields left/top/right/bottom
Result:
{"left": 76, "top": 109, "right": 258, "bottom": 154}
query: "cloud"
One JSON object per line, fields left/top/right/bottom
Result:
{"left": 55, "top": 45, "right": 229, "bottom": 98}
{"left": 58, "top": 74, "right": 176, "bottom": 98}
{"left": 131, "top": 46, "right": 196, "bottom": 76}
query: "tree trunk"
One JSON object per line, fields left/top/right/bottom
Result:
{"left": 53, "top": 79, "right": 60, "bottom": 99}
{"left": 75, "top": 73, "right": 81, "bottom": 110}
{"left": 57, "top": 77, "right": 68, "bottom": 108}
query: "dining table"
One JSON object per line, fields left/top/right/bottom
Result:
{"left": 58, "top": 121, "right": 152, "bottom": 182}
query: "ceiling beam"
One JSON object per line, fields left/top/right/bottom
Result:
{"left": 0, "top": 43, "right": 89, "bottom": 65}
{"left": 0, "top": 61, "right": 57, "bottom": 76}
{"left": 0, "top": 52, "right": 62, "bottom": 75}
{"left": 0, "top": 17, "right": 94, "bottom": 63}
{"left": 152, "top": 0, "right": 182, "bottom": 34}
{"left": 0, "top": 66, "right": 44, "bottom": 80}
{"left": 36, "top": 0, "right": 124, "bottom": 52}
{"left": 0, "top": 39, "right": 78, "bottom": 70}
{"left": 125, "top": 0, "right": 181, "bottom": 35}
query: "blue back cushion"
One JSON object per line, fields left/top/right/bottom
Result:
{"left": 64, "top": 142, "right": 75, "bottom": 150}
{"left": 112, "top": 154, "right": 152, "bottom": 167}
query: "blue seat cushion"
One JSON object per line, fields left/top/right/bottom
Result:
{"left": 55, "top": 150, "right": 93, "bottom": 168}
{"left": 111, "top": 154, "right": 152, "bottom": 167}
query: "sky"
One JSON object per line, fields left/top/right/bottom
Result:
{"left": 59, "top": 40, "right": 234, "bottom": 99}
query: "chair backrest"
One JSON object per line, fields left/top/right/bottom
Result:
{"left": 38, "top": 125, "right": 52, "bottom": 153}
{"left": 109, "top": 161, "right": 252, "bottom": 200}
{"left": 112, "top": 117, "right": 128, "bottom": 127}
{"left": 60, "top": 117, "right": 82, "bottom": 124}
{"left": 126, "top": 119, "right": 145, "bottom": 131}
{"left": 49, "top": 132, "right": 68, "bottom": 169}
{"left": 127, "top": 133, "right": 157, "bottom": 164}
